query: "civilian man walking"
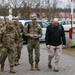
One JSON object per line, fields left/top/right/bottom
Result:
{"left": 45, "top": 18, "right": 66, "bottom": 72}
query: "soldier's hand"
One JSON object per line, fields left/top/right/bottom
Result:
{"left": 46, "top": 45, "right": 50, "bottom": 49}
{"left": 29, "top": 34, "right": 34, "bottom": 38}
{"left": 0, "top": 31, "right": 2, "bottom": 35}
{"left": 0, "top": 44, "right": 2, "bottom": 47}
{"left": 34, "top": 36, "right": 39, "bottom": 39}
{"left": 20, "top": 33, "right": 22, "bottom": 36}
{"left": 16, "top": 44, "right": 18, "bottom": 47}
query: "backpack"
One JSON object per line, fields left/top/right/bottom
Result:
{"left": 22, "top": 24, "right": 30, "bottom": 44}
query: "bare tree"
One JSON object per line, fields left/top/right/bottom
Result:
{"left": 46, "top": 0, "right": 61, "bottom": 21}
{"left": 8, "top": 0, "right": 25, "bottom": 17}
{"left": 19, "top": 0, "right": 40, "bottom": 18}
{"left": 0, "top": 0, "right": 9, "bottom": 19}
{"left": 63, "top": 1, "right": 71, "bottom": 20}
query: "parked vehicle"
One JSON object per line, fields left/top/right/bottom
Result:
{"left": 59, "top": 20, "right": 75, "bottom": 31}
{"left": 46, "top": 21, "right": 52, "bottom": 25}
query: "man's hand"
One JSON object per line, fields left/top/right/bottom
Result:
{"left": 20, "top": 33, "right": 22, "bottom": 36}
{"left": 46, "top": 45, "right": 50, "bottom": 49}
{"left": 29, "top": 34, "right": 35, "bottom": 38}
{"left": 0, "top": 31, "right": 2, "bottom": 35}
{"left": 0, "top": 44, "right": 2, "bottom": 47}
{"left": 16, "top": 44, "right": 18, "bottom": 47}
{"left": 62, "top": 45, "right": 65, "bottom": 49}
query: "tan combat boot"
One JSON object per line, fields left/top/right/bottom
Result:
{"left": 10, "top": 66, "right": 15, "bottom": 73}
{"left": 1, "top": 64, "right": 4, "bottom": 72}
{"left": 16, "top": 60, "right": 19, "bottom": 65}
{"left": 14, "top": 60, "right": 19, "bottom": 66}
{"left": 30, "top": 64, "right": 34, "bottom": 70}
{"left": 35, "top": 63, "right": 40, "bottom": 71}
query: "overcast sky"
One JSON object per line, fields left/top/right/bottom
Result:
{"left": 0, "top": 0, "right": 74, "bottom": 9}
{"left": 57, "top": 0, "right": 70, "bottom": 8}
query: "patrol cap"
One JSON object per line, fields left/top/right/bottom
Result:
{"left": 31, "top": 15, "right": 37, "bottom": 20}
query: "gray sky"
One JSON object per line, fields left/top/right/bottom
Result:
{"left": 57, "top": 0, "right": 71, "bottom": 9}
{"left": 0, "top": 0, "right": 74, "bottom": 9}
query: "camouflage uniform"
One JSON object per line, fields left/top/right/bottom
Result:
{"left": 13, "top": 21, "right": 23, "bottom": 62}
{"left": 23, "top": 23, "right": 42, "bottom": 64}
{"left": 17, "top": 22, "right": 23, "bottom": 60}
{"left": 0, "top": 24, "right": 19, "bottom": 67}
{"left": 0, "top": 22, "right": 4, "bottom": 64}
{"left": 0, "top": 22, "right": 4, "bottom": 29}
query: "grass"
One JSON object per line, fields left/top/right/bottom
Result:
{"left": 63, "top": 48, "right": 75, "bottom": 56}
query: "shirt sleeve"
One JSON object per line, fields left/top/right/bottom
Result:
{"left": 37, "top": 25, "right": 42, "bottom": 38}
{"left": 15, "top": 29, "right": 19, "bottom": 44}
{"left": 61, "top": 26, "right": 66, "bottom": 45}
{"left": 45, "top": 26, "right": 50, "bottom": 45}
{"left": 23, "top": 24, "right": 30, "bottom": 37}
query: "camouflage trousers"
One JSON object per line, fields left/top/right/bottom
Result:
{"left": 15, "top": 42, "right": 23, "bottom": 61}
{"left": 0, "top": 47, "right": 15, "bottom": 66}
{"left": 0, "top": 48, "right": 7, "bottom": 64}
{"left": 27, "top": 42, "right": 40, "bottom": 64}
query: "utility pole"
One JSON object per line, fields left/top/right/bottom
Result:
{"left": 69, "top": 0, "right": 73, "bottom": 39}
{"left": 71, "top": 0, "right": 73, "bottom": 28}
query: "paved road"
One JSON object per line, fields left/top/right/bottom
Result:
{"left": 0, "top": 44, "right": 75, "bottom": 75}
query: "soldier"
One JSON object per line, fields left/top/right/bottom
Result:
{"left": 13, "top": 20, "right": 23, "bottom": 66}
{"left": 23, "top": 15, "right": 42, "bottom": 70}
{"left": 18, "top": 22, "right": 23, "bottom": 61}
{"left": 0, "top": 21, "right": 19, "bottom": 73}
{"left": 0, "top": 21, "right": 4, "bottom": 67}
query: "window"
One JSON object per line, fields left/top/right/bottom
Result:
{"left": 73, "top": 21, "right": 75, "bottom": 24}
{"left": 42, "top": 22, "right": 48, "bottom": 28}
{"left": 37, "top": 22, "right": 43, "bottom": 28}
{"left": 65, "top": 21, "right": 70, "bottom": 25}
{"left": 24, "top": 22, "right": 31, "bottom": 26}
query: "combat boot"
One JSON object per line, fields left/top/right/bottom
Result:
{"left": 16, "top": 60, "right": 19, "bottom": 65}
{"left": 35, "top": 63, "right": 40, "bottom": 71}
{"left": 30, "top": 64, "right": 34, "bottom": 70}
{"left": 1, "top": 64, "right": 4, "bottom": 72}
{"left": 10, "top": 66, "right": 15, "bottom": 73}
{"left": 48, "top": 62, "right": 52, "bottom": 69}
{"left": 14, "top": 60, "right": 19, "bottom": 66}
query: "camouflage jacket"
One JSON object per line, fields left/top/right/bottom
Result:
{"left": 23, "top": 23, "right": 42, "bottom": 42}
{"left": 14, "top": 24, "right": 23, "bottom": 42}
{"left": 0, "top": 26, "right": 19, "bottom": 48}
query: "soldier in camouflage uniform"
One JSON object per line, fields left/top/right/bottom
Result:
{"left": 0, "top": 21, "right": 19, "bottom": 73}
{"left": 23, "top": 15, "right": 42, "bottom": 70}
{"left": 0, "top": 21, "right": 4, "bottom": 64}
{"left": 18, "top": 22, "right": 23, "bottom": 60}
{"left": 13, "top": 20, "right": 23, "bottom": 66}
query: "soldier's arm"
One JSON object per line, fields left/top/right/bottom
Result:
{"left": 0, "top": 31, "right": 2, "bottom": 43}
{"left": 23, "top": 24, "right": 30, "bottom": 37}
{"left": 20, "top": 23, "right": 23, "bottom": 32}
{"left": 20, "top": 24, "right": 24, "bottom": 36}
{"left": 15, "top": 29, "right": 19, "bottom": 44}
{"left": 0, "top": 30, "right": 3, "bottom": 47}
{"left": 37, "top": 25, "right": 42, "bottom": 38}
